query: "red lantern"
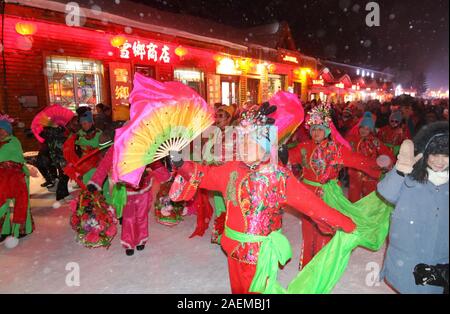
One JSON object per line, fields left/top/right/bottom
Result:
{"left": 110, "top": 35, "right": 127, "bottom": 48}
{"left": 15, "top": 22, "right": 37, "bottom": 36}
{"left": 175, "top": 46, "right": 188, "bottom": 58}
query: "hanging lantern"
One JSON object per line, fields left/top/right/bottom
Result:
{"left": 268, "top": 64, "right": 276, "bottom": 74}
{"left": 15, "top": 22, "right": 37, "bottom": 36}
{"left": 110, "top": 35, "right": 127, "bottom": 48}
{"left": 175, "top": 45, "right": 188, "bottom": 58}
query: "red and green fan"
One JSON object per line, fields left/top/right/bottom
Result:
{"left": 112, "top": 73, "right": 215, "bottom": 186}
{"left": 31, "top": 104, "right": 74, "bottom": 143}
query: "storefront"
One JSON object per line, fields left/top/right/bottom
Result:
{"left": 2, "top": 1, "right": 359, "bottom": 151}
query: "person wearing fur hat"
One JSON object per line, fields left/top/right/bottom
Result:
{"left": 289, "top": 104, "right": 383, "bottom": 269}
{"left": 346, "top": 112, "right": 395, "bottom": 202}
{"left": 378, "top": 110, "right": 411, "bottom": 157}
{"left": 0, "top": 114, "right": 34, "bottom": 244}
{"left": 377, "top": 121, "right": 449, "bottom": 294}
{"left": 168, "top": 96, "right": 357, "bottom": 294}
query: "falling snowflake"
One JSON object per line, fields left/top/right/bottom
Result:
{"left": 389, "top": 14, "right": 396, "bottom": 20}
{"left": 115, "top": 0, "right": 120, "bottom": 4}
{"left": 352, "top": 4, "right": 360, "bottom": 12}
{"left": 91, "top": 5, "right": 102, "bottom": 15}
{"left": 124, "top": 26, "right": 133, "bottom": 34}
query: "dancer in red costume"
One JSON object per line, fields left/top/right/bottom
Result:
{"left": 346, "top": 112, "right": 395, "bottom": 202}
{"left": 289, "top": 104, "right": 382, "bottom": 269}
{"left": 377, "top": 110, "right": 411, "bottom": 157}
{"left": 169, "top": 99, "right": 357, "bottom": 294}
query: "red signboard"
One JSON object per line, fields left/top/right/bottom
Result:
{"left": 109, "top": 62, "right": 132, "bottom": 121}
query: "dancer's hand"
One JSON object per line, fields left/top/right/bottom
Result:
{"left": 396, "top": 140, "right": 423, "bottom": 175}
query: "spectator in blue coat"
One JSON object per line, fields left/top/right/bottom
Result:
{"left": 377, "top": 121, "right": 449, "bottom": 294}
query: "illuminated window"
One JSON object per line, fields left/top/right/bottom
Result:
{"left": 356, "top": 69, "right": 360, "bottom": 75}
{"left": 362, "top": 70, "right": 366, "bottom": 77}
{"left": 174, "top": 69, "right": 205, "bottom": 97}
{"left": 371, "top": 72, "right": 374, "bottom": 78}
{"left": 46, "top": 56, "right": 103, "bottom": 112}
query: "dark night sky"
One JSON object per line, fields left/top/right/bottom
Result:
{"left": 128, "top": 0, "right": 449, "bottom": 89}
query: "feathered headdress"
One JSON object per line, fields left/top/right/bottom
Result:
{"left": 305, "top": 103, "right": 351, "bottom": 149}
{"left": 305, "top": 103, "right": 332, "bottom": 129}
{"left": 237, "top": 91, "right": 304, "bottom": 148}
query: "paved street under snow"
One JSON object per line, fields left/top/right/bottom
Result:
{"left": 0, "top": 173, "right": 395, "bottom": 294}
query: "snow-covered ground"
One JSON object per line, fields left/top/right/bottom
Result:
{"left": 0, "top": 173, "right": 395, "bottom": 294}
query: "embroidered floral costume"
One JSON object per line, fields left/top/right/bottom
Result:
{"left": 289, "top": 104, "right": 382, "bottom": 268}
{"left": 172, "top": 160, "right": 356, "bottom": 293}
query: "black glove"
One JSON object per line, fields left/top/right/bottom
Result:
{"left": 414, "top": 263, "right": 449, "bottom": 292}
{"left": 278, "top": 144, "right": 289, "bottom": 166}
{"left": 86, "top": 184, "right": 98, "bottom": 193}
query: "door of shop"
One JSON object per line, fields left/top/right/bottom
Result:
{"left": 247, "top": 78, "right": 260, "bottom": 104}
{"left": 221, "top": 76, "right": 239, "bottom": 106}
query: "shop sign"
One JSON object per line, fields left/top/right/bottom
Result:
{"left": 282, "top": 55, "right": 299, "bottom": 64}
{"left": 119, "top": 40, "right": 171, "bottom": 63}
{"left": 335, "top": 82, "right": 345, "bottom": 89}
{"left": 312, "top": 79, "right": 324, "bottom": 86}
{"left": 109, "top": 62, "right": 132, "bottom": 121}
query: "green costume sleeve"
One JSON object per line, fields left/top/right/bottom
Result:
{"left": 277, "top": 180, "right": 393, "bottom": 294}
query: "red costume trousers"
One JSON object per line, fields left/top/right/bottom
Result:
{"left": 300, "top": 216, "right": 332, "bottom": 269}
{"left": 0, "top": 168, "right": 28, "bottom": 224}
{"left": 121, "top": 191, "right": 152, "bottom": 249}
{"left": 227, "top": 257, "right": 258, "bottom": 294}
{"left": 347, "top": 169, "right": 377, "bottom": 203}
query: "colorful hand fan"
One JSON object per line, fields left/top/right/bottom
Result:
{"left": 31, "top": 104, "right": 74, "bottom": 143}
{"left": 113, "top": 73, "right": 215, "bottom": 186}
{"left": 268, "top": 91, "right": 304, "bottom": 144}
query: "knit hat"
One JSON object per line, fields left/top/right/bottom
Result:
{"left": 79, "top": 111, "right": 94, "bottom": 124}
{"left": 389, "top": 110, "right": 402, "bottom": 122}
{"left": 359, "top": 112, "right": 375, "bottom": 130}
{"left": 0, "top": 114, "right": 14, "bottom": 135}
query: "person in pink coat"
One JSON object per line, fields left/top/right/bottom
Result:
{"left": 87, "top": 146, "right": 170, "bottom": 256}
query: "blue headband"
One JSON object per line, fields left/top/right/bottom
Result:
{"left": 0, "top": 120, "right": 12, "bottom": 135}
{"left": 79, "top": 111, "right": 94, "bottom": 124}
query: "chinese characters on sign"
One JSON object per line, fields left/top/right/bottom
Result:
{"left": 119, "top": 40, "right": 171, "bottom": 63}
{"left": 109, "top": 62, "right": 132, "bottom": 121}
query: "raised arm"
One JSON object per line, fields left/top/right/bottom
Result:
{"left": 341, "top": 145, "right": 381, "bottom": 179}
{"left": 88, "top": 146, "right": 114, "bottom": 189}
{"left": 284, "top": 175, "right": 356, "bottom": 233}
{"left": 177, "top": 160, "right": 232, "bottom": 194}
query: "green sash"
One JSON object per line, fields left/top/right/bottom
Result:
{"left": 224, "top": 226, "right": 292, "bottom": 293}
